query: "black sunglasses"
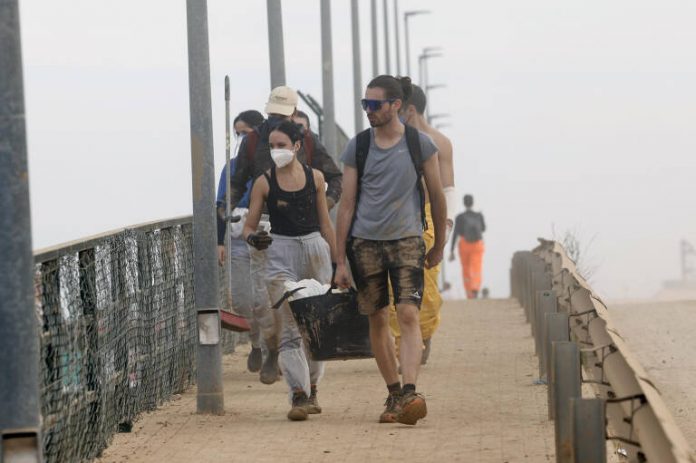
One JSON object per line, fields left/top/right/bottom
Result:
{"left": 360, "top": 98, "right": 396, "bottom": 112}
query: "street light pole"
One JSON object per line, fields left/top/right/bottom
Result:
{"left": 186, "top": 0, "right": 225, "bottom": 415}
{"left": 0, "top": 1, "right": 44, "bottom": 460}
{"left": 404, "top": 10, "right": 430, "bottom": 77}
{"left": 266, "top": 0, "right": 286, "bottom": 88}
{"left": 394, "top": 0, "right": 401, "bottom": 75}
{"left": 320, "top": 0, "right": 337, "bottom": 159}
{"left": 383, "top": 0, "right": 390, "bottom": 74}
{"left": 371, "top": 0, "right": 378, "bottom": 76}
{"left": 351, "top": 0, "right": 364, "bottom": 132}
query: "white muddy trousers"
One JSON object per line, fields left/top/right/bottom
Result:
{"left": 264, "top": 232, "right": 332, "bottom": 403}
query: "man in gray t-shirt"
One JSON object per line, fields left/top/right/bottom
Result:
{"left": 340, "top": 131, "right": 438, "bottom": 240}
{"left": 334, "top": 75, "right": 447, "bottom": 427}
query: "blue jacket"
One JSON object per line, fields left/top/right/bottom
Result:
{"left": 216, "top": 156, "right": 252, "bottom": 244}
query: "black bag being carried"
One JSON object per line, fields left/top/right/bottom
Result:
{"left": 273, "top": 287, "right": 373, "bottom": 361}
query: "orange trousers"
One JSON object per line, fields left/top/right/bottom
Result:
{"left": 458, "top": 239, "right": 484, "bottom": 298}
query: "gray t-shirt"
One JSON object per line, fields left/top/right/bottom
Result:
{"left": 341, "top": 128, "right": 438, "bottom": 240}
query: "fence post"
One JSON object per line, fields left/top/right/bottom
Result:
{"left": 536, "top": 290, "right": 557, "bottom": 379}
{"left": 546, "top": 312, "right": 569, "bottom": 419}
{"left": 0, "top": 1, "right": 44, "bottom": 461}
{"left": 529, "top": 261, "right": 551, "bottom": 339}
{"left": 552, "top": 341, "right": 581, "bottom": 463}
{"left": 570, "top": 398, "right": 606, "bottom": 463}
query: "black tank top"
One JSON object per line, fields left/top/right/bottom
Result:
{"left": 264, "top": 164, "right": 320, "bottom": 237}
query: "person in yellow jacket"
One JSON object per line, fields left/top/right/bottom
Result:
{"left": 389, "top": 84, "right": 457, "bottom": 364}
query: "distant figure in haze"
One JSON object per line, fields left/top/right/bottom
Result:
{"left": 449, "top": 194, "right": 486, "bottom": 299}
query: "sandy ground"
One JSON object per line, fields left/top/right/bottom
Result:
{"left": 96, "top": 299, "right": 556, "bottom": 463}
{"left": 610, "top": 299, "right": 696, "bottom": 449}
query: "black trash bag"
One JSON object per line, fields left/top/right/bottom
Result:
{"left": 274, "top": 287, "right": 373, "bottom": 361}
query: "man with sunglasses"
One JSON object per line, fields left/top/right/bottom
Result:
{"left": 334, "top": 75, "right": 447, "bottom": 426}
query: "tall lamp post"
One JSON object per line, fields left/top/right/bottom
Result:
{"left": 425, "top": 83, "right": 446, "bottom": 123}
{"left": 394, "top": 0, "right": 401, "bottom": 75}
{"left": 186, "top": 0, "right": 225, "bottom": 415}
{"left": 0, "top": 1, "right": 44, "bottom": 460}
{"left": 418, "top": 46, "right": 442, "bottom": 85}
{"left": 404, "top": 10, "right": 430, "bottom": 77}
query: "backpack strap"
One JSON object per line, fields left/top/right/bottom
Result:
{"left": 404, "top": 125, "right": 428, "bottom": 230}
{"left": 303, "top": 131, "right": 315, "bottom": 166}
{"left": 355, "top": 129, "right": 372, "bottom": 182}
{"left": 245, "top": 130, "right": 260, "bottom": 162}
{"left": 351, "top": 129, "right": 372, "bottom": 234}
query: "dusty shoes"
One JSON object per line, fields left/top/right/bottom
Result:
{"left": 259, "top": 350, "right": 279, "bottom": 384}
{"left": 287, "top": 391, "right": 310, "bottom": 421}
{"left": 379, "top": 393, "right": 402, "bottom": 423}
{"left": 397, "top": 391, "right": 427, "bottom": 425}
{"left": 247, "top": 347, "right": 262, "bottom": 373}
{"left": 306, "top": 386, "right": 322, "bottom": 414}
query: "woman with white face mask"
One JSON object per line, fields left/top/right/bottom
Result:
{"left": 243, "top": 120, "right": 337, "bottom": 422}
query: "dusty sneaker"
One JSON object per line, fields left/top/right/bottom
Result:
{"left": 379, "top": 393, "right": 402, "bottom": 423}
{"left": 397, "top": 391, "right": 427, "bottom": 425}
{"left": 247, "top": 347, "right": 262, "bottom": 373}
{"left": 287, "top": 391, "right": 310, "bottom": 421}
{"left": 259, "top": 350, "right": 279, "bottom": 384}
{"left": 307, "top": 386, "right": 322, "bottom": 414}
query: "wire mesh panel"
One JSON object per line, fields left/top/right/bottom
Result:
{"left": 33, "top": 219, "right": 237, "bottom": 462}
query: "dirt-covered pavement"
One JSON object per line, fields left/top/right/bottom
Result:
{"left": 97, "top": 299, "right": 555, "bottom": 463}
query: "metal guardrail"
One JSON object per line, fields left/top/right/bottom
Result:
{"left": 32, "top": 216, "right": 237, "bottom": 463}
{"left": 511, "top": 239, "right": 696, "bottom": 463}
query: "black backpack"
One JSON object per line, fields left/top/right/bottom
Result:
{"left": 354, "top": 125, "right": 427, "bottom": 230}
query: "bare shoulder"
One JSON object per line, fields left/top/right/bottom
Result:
{"left": 429, "top": 128, "right": 453, "bottom": 158}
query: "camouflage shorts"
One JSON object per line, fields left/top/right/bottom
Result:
{"left": 347, "top": 236, "right": 425, "bottom": 315}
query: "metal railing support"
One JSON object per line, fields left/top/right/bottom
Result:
{"left": 185, "top": 0, "right": 225, "bottom": 415}
{"left": 535, "top": 290, "right": 557, "bottom": 379}
{"left": 0, "top": 1, "right": 44, "bottom": 460}
{"left": 552, "top": 341, "right": 581, "bottom": 463}
{"left": 546, "top": 312, "right": 570, "bottom": 419}
{"left": 570, "top": 398, "right": 606, "bottom": 463}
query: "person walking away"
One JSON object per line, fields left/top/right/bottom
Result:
{"left": 243, "top": 120, "right": 337, "bottom": 421}
{"left": 220, "top": 86, "right": 342, "bottom": 385}
{"left": 389, "top": 84, "right": 457, "bottom": 365}
{"left": 216, "top": 110, "right": 266, "bottom": 372}
{"left": 334, "top": 75, "right": 447, "bottom": 426}
{"left": 449, "top": 194, "right": 485, "bottom": 298}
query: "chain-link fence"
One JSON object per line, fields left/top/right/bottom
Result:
{"left": 33, "top": 217, "right": 237, "bottom": 462}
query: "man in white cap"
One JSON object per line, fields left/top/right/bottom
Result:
{"left": 220, "top": 85, "right": 342, "bottom": 389}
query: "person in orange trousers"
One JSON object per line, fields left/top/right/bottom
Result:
{"left": 449, "top": 195, "right": 486, "bottom": 298}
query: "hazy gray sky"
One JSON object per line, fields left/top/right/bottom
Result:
{"left": 20, "top": 0, "right": 696, "bottom": 299}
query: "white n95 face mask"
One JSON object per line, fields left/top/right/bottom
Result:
{"left": 270, "top": 148, "right": 294, "bottom": 168}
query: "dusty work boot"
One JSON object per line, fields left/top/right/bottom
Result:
{"left": 421, "top": 338, "right": 432, "bottom": 365}
{"left": 307, "top": 385, "right": 322, "bottom": 414}
{"left": 259, "top": 349, "right": 279, "bottom": 384}
{"left": 379, "top": 392, "right": 402, "bottom": 423}
{"left": 247, "top": 347, "right": 262, "bottom": 373}
{"left": 287, "top": 391, "right": 310, "bottom": 421}
{"left": 397, "top": 391, "right": 427, "bottom": 425}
